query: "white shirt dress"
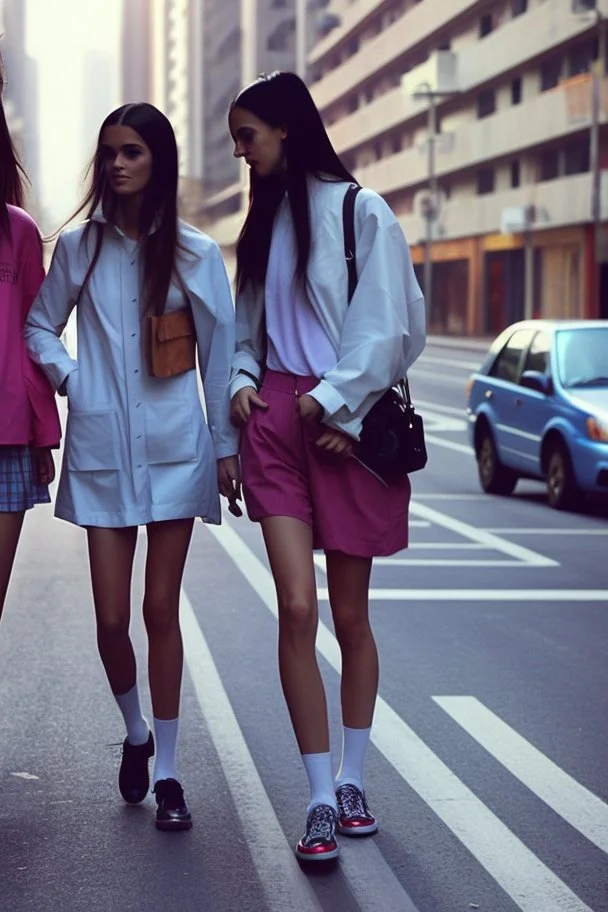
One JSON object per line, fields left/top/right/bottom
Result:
{"left": 24, "top": 215, "right": 239, "bottom": 528}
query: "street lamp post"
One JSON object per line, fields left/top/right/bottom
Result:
{"left": 412, "top": 82, "right": 456, "bottom": 314}
{"left": 591, "top": 9, "right": 607, "bottom": 304}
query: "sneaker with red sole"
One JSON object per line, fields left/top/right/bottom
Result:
{"left": 295, "top": 803, "right": 339, "bottom": 861}
{"left": 336, "top": 783, "right": 378, "bottom": 836}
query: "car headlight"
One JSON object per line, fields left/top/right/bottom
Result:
{"left": 586, "top": 416, "right": 608, "bottom": 442}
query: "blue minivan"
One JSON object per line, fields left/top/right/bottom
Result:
{"left": 466, "top": 320, "right": 608, "bottom": 509}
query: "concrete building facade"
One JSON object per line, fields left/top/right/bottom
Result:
{"left": 307, "top": 0, "right": 608, "bottom": 332}
{"left": 206, "top": 0, "right": 608, "bottom": 330}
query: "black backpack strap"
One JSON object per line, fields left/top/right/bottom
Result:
{"left": 342, "top": 184, "right": 362, "bottom": 304}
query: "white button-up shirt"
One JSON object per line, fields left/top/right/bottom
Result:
{"left": 230, "top": 177, "right": 426, "bottom": 440}
{"left": 24, "top": 215, "right": 238, "bottom": 528}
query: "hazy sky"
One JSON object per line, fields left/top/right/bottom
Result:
{"left": 26, "top": 0, "right": 122, "bottom": 224}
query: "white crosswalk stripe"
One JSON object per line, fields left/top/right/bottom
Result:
{"left": 200, "top": 514, "right": 605, "bottom": 912}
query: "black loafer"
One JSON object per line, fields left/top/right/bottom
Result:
{"left": 118, "top": 732, "right": 154, "bottom": 805}
{"left": 153, "top": 778, "right": 192, "bottom": 831}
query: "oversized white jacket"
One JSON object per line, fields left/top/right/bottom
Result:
{"left": 24, "top": 215, "right": 238, "bottom": 528}
{"left": 230, "top": 177, "right": 426, "bottom": 439}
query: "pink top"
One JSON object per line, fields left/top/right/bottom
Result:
{"left": 0, "top": 205, "right": 61, "bottom": 447}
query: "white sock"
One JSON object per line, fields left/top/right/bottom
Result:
{"left": 152, "top": 717, "right": 179, "bottom": 785}
{"left": 302, "top": 752, "right": 338, "bottom": 813}
{"left": 335, "top": 726, "right": 372, "bottom": 790}
{"left": 114, "top": 684, "right": 149, "bottom": 746}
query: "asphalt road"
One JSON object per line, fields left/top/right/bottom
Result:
{"left": 1, "top": 338, "right": 607, "bottom": 912}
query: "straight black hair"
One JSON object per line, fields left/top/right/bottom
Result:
{"left": 229, "top": 72, "right": 356, "bottom": 294}
{"left": 63, "top": 102, "right": 182, "bottom": 316}
{"left": 0, "top": 47, "right": 30, "bottom": 240}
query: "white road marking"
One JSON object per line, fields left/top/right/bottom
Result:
{"left": 434, "top": 697, "right": 608, "bottom": 854}
{"left": 418, "top": 355, "right": 480, "bottom": 370}
{"left": 424, "top": 433, "right": 472, "bottom": 454}
{"left": 315, "top": 556, "right": 541, "bottom": 570}
{"left": 483, "top": 528, "right": 608, "bottom": 536}
{"left": 205, "top": 518, "right": 594, "bottom": 912}
{"left": 315, "top": 589, "right": 608, "bottom": 602}
{"left": 410, "top": 502, "right": 558, "bottom": 568}
{"left": 414, "top": 494, "right": 493, "bottom": 499}
{"left": 180, "top": 594, "right": 323, "bottom": 912}
{"left": 419, "top": 409, "right": 467, "bottom": 433}
{"left": 409, "top": 520, "right": 432, "bottom": 528}
{"left": 414, "top": 400, "right": 470, "bottom": 418}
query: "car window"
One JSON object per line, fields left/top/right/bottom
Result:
{"left": 523, "top": 331, "right": 551, "bottom": 375}
{"left": 489, "top": 329, "right": 535, "bottom": 384}
{"left": 556, "top": 327, "right": 608, "bottom": 388}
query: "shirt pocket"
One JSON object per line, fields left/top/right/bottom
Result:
{"left": 67, "top": 410, "right": 120, "bottom": 471}
{"left": 144, "top": 400, "right": 197, "bottom": 465}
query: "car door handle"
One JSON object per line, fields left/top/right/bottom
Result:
{"left": 484, "top": 390, "right": 493, "bottom": 399}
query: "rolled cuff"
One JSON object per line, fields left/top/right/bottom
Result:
{"left": 229, "top": 373, "right": 259, "bottom": 399}
{"left": 307, "top": 379, "right": 347, "bottom": 418}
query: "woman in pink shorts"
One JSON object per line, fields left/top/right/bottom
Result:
{"left": 228, "top": 72, "right": 426, "bottom": 861}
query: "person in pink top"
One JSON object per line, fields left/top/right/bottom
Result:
{"left": 0, "top": 52, "right": 61, "bottom": 620}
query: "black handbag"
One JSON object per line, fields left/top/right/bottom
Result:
{"left": 343, "top": 184, "right": 427, "bottom": 482}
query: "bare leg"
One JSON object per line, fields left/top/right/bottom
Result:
{"left": 87, "top": 526, "right": 138, "bottom": 695}
{"left": 143, "top": 518, "right": 194, "bottom": 721}
{"left": 0, "top": 512, "right": 25, "bottom": 622}
{"left": 261, "top": 516, "right": 329, "bottom": 754}
{"left": 325, "top": 551, "right": 376, "bottom": 729}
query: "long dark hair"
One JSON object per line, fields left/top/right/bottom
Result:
{"left": 0, "top": 48, "right": 29, "bottom": 240}
{"left": 66, "top": 103, "right": 181, "bottom": 315}
{"left": 230, "top": 72, "right": 355, "bottom": 294}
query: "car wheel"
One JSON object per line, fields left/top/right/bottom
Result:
{"left": 546, "top": 442, "right": 578, "bottom": 510}
{"left": 477, "top": 427, "right": 518, "bottom": 496}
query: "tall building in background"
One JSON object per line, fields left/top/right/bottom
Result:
{"left": 205, "top": 0, "right": 608, "bottom": 329}
{"left": 0, "top": 0, "right": 40, "bottom": 217}
{"left": 83, "top": 50, "right": 120, "bottom": 153}
{"left": 308, "top": 0, "right": 608, "bottom": 329}
{"left": 121, "top": 0, "right": 153, "bottom": 103}
{"left": 198, "top": 0, "right": 325, "bottom": 235}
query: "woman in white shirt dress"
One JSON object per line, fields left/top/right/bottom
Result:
{"left": 228, "top": 73, "right": 425, "bottom": 861}
{"left": 25, "top": 103, "right": 240, "bottom": 830}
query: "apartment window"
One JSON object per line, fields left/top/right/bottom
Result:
{"left": 541, "top": 56, "right": 561, "bottom": 91}
{"left": 511, "top": 160, "right": 521, "bottom": 188}
{"left": 479, "top": 13, "right": 494, "bottom": 37}
{"left": 511, "top": 0, "right": 528, "bottom": 16}
{"left": 347, "top": 95, "right": 359, "bottom": 114}
{"left": 477, "top": 167, "right": 495, "bottom": 195}
{"left": 564, "top": 138, "right": 590, "bottom": 175}
{"left": 539, "top": 149, "right": 559, "bottom": 181}
{"left": 511, "top": 77, "right": 522, "bottom": 105}
{"left": 477, "top": 88, "right": 496, "bottom": 119}
{"left": 568, "top": 42, "right": 593, "bottom": 77}
{"left": 391, "top": 134, "right": 402, "bottom": 154}
{"left": 347, "top": 35, "right": 360, "bottom": 56}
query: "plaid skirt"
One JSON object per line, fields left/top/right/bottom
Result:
{"left": 0, "top": 445, "right": 51, "bottom": 512}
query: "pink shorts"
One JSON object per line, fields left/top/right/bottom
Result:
{"left": 240, "top": 371, "right": 411, "bottom": 557}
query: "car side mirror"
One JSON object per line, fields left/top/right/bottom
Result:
{"left": 520, "top": 370, "right": 553, "bottom": 395}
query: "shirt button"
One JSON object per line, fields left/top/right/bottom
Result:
{"left": 131, "top": 333, "right": 136, "bottom": 338}
{"left": 137, "top": 435, "right": 142, "bottom": 440}
{"left": 136, "top": 403, "right": 141, "bottom": 408}
{"left": 134, "top": 369, "right": 139, "bottom": 374}
{"left": 132, "top": 298, "right": 137, "bottom": 303}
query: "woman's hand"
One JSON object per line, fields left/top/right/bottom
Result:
{"left": 316, "top": 428, "right": 354, "bottom": 458}
{"left": 298, "top": 394, "right": 323, "bottom": 423}
{"left": 230, "top": 386, "right": 268, "bottom": 426}
{"left": 33, "top": 447, "right": 56, "bottom": 486}
{"left": 217, "top": 455, "right": 243, "bottom": 517}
